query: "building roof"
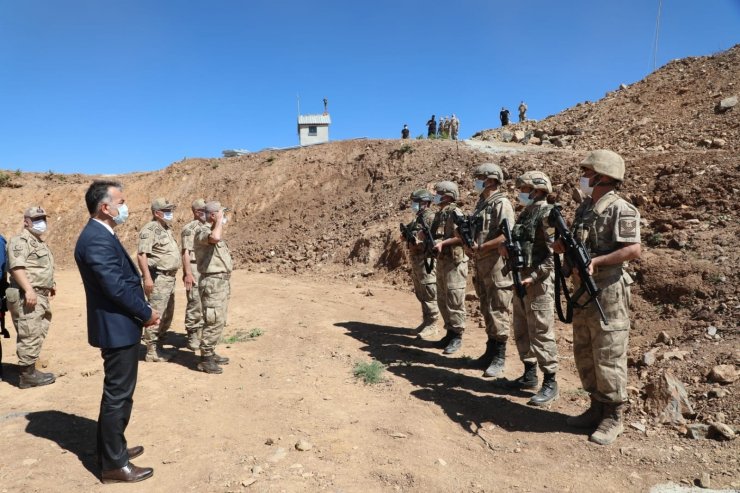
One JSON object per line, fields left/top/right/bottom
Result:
{"left": 298, "top": 114, "right": 331, "bottom": 125}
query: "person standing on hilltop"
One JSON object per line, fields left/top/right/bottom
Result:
{"left": 518, "top": 101, "right": 528, "bottom": 122}
{"left": 401, "top": 189, "right": 439, "bottom": 339}
{"left": 426, "top": 115, "right": 437, "bottom": 138}
{"left": 500, "top": 107, "right": 510, "bottom": 126}
{"left": 401, "top": 124, "right": 410, "bottom": 139}
{"left": 450, "top": 114, "right": 460, "bottom": 140}
{"left": 554, "top": 150, "right": 641, "bottom": 446}
{"left": 499, "top": 171, "right": 559, "bottom": 406}
{"left": 137, "top": 198, "right": 181, "bottom": 363}
{"left": 181, "top": 199, "right": 207, "bottom": 352}
{"left": 193, "top": 201, "right": 233, "bottom": 374}
{"left": 5, "top": 206, "right": 57, "bottom": 389}
{"left": 430, "top": 181, "right": 468, "bottom": 355}
{"left": 464, "top": 164, "right": 514, "bottom": 378}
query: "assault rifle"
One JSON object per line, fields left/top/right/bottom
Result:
{"left": 399, "top": 214, "right": 435, "bottom": 274}
{"left": 0, "top": 278, "right": 8, "bottom": 381}
{"left": 500, "top": 218, "right": 526, "bottom": 300}
{"left": 453, "top": 214, "right": 482, "bottom": 250}
{"left": 548, "top": 205, "right": 609, "bottom": 325}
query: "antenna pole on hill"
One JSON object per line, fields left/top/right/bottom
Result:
{"left": 652, "top": 0, "right": 663, "bottom": 72}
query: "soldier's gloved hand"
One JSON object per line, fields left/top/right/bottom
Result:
{"left": 24, "top": 291, "right": 38, "bottom": 310}
{"left": 183, "top": 273, "right": 194, "bottom": 291}
{"left": 143, "top": 278, "right": 154, "bottom": 296}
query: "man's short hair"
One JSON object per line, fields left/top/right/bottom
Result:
{"left": 85, "top": 180, "right": 123, "bottom": 215}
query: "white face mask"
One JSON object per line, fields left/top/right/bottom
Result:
{"left": 221, "top": 217, "right": 228, "bottom": 225}
{"left": 433, "top": 195, "right": 443, "bottom": 205}
{"left": 111, "top": 203, "right": 129, "bottom": 225}
{"left": 411, "top": 202, "right": 420, "bottom": 212}
{"left": 579, "top": 177, "right": 594, "bottom": 196}
{"left": 162, "top": 211, "right": 174, "bottom": 222}
{"left": 518, "top": 192, "right": 533, "bottom": 206}
{"left": 31, "top": 219, "right": 47, "bottom": 234}
{"left": 474, "top": 179, "right": 485, "bottom": 192}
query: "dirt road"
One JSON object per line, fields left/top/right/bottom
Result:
{"left": 0, "top": 270, "right": 737, "bottom": 492}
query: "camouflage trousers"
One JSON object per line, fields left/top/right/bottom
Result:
{"left": 410, "top": 253, "right": 438, "bottom": 324}
{"left": 199, "top": 274, "right": 230, "bottom": 357}
{"left": 436, "top": 256, "right": 467, "bottom": 335}
{"left": 512, "top": 270, "right": 558, "bottom": 374}
{"left": 6, "top": 288, "right": 51, "bottom": 366}
{"left": 184, "top": 265, "right": 203, "bottom": 337}
{"left": 143, "top": 273, "right": 176, "bottom": 345}
{"left": 474, "top": 256, "right": 513, "bottom": 342}
{"left": 572, "top": 273, "right": 632, "bottom": 404}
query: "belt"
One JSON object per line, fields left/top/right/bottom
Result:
{"left": 190, "top": 261, "right": 197, "bottom": 264}
{"left": 153, "top": 269, "right": 178, "bottom": 276}
{"left": 201, "top": 272, "right": 231, "bottom": 280}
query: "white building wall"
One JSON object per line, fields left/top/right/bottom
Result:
{"left": 299, "top": 124, "right": 329, "bottom": 146}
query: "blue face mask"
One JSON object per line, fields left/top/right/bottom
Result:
{"left": 162, "top": 211, "right": 174, "bottom": 222}
{"left": 411, "top": 202, "right": 420, "bottom": 212}
{"left": 433, "top": 195, "right": 443, "bottom": 205}
{"left": 518, "top": 192, "right": 533, "bottom": 206}
{"left": 474, "top": 179, "right": 486, "bottom": 192}
{"left": 111, "top": 203, "right": 129, "bottom": 225}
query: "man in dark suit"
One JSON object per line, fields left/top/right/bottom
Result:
{"left": 74, "top": 180, "right": 159, "bottom": 484}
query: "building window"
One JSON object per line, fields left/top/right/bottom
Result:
{"left": 308, "top": 126, "right": 317, "bottom": 136}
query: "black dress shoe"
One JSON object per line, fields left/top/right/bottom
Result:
{"left": 101, "top": 462, "right": 153, "bottom": 484}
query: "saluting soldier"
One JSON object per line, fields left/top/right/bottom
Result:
{"left": 181, "top": 199, "right": 207, "bottom": 352}
{"left": 554, "top": 150, "right": 641, "bottom": 445}
{"left": 137, "top": 198, "right": 182, "bottom": 362}
{"left": 194, "top": 201, "right": 233, "bottom": 374}
{"left": 466, "top": 163, "right": 515, "bottom": 378}
{"left": 6, "top": 206, "right": 56, "bottom": 388}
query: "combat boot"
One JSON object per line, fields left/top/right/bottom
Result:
{"left": 213, "top": 353, "right": 229, "bottom": 365}
{"left": 197, "top": 355, "right": 223, "bottom": 374}
{"left": 434, "top": 330, "right": 455, "bottom": 349}
{"left": 443, "top": 334, "right": 462, "bottom": 355}
{"left": 19, "top": 363, "right": 56, "bottom": 389}
{"left": 566, "top": 397, "right": 603, "bottom": 429}
{"left": 505, "top": 362, "right": 538, "bottom": 390}
{"left": 589, "top": 403, "right": 625, "bottom": 446}
{"left": 417, "top": 322, "right": 439, "bottom": 340}
{"left": 145, "top": 344, "right": 172, "bottom": 363}
{"left": 483, "top": 341, "right": 507, "bottom": 378}
{"left": 528, "top": 372, "right": 559, "bottom": 406}
{"left": 472, "top": 340, "right": 496, "bottom": 369}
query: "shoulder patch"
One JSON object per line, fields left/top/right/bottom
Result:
{"left": 140, "top": 232, "right": 149, "bottom": 239}
{"left": 183, "top": 229, "right": 192, "bottom": 236}
{"left": 619, "top": 219, "right": 638, "bottom": 238}
{"left": 13, "top": 244, "right": 23, "bottom": 251}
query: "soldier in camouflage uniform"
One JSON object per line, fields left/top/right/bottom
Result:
{"left": 402, "top": 189, "right": 439, "bottom": 339}
{"left": 6, "top": 206, "right": 56, "bottom": 388}
{"left": 137, "top": 198, "right": 182, "bottom": 362}
{"left": 194, "top": 201, "right": 232, "bottom": 374}
{"left": 430, "top": 181, "right": 468, "bottom": 355}
{"left": 465, "top": 163, "right": 515, "bottom": 377}
{"left": 554, "top": 150, "right": 641, "bottom": 445}
{"left": 181, "top": 199, "right": 206, "bottom": 351}
{"left": 518, "top": 101, "right": 528, "bottom": 122}
{"left": 500, "top": 171, "right": 559, "bottom": 406}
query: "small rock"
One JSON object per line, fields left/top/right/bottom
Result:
{"left": 716, "top": 95, "right": 737, "bottom": 113}
{"left": 707, "top": 326, "right": 717, "bottom": 336}
{"left": 512, "top": 130, "right": 526, "bottom": 143}
{"left": 437, "top": 458, "right": 447, "bottom": 466}
{"left": 709, "top": 365, "right": 739, "bottom": 384}
{"left": 501, "top": 131, "right": 513, "bottom": 143}
{"left": 251, "top": 465, "right": 263, "bottom": 475}
{"left": 662, "top": 350, "right": 687, "bottom": 361}
{"left": 390, "top": 432, "right": 408, "bottom": 439}
{"left": 295, "top": 440, "right": 313, "bottom": 451}
{"left": 685, "top": 423, "right": 710, "bottom": 439}
{"left": 708, "top": 422, "right": 736, "bottom": 441}
{"left": 630, "top": 422, "right": 646, "bottom": 433}
{"left": 644, "top": 370, "right": 694, "bottom": 424}
{"left": 629, "top": 472, "right": 641, "bottom": 481}
{"left": 642, "top": 349, "right": 658, "bottom": 367}
{"left": 242, "top": 478, "right": 257, "bottom": 487}
{"left": 619, "top": 83, "right": 628, "bottom": 91}
{"left": 265, "top": 438, "right": 276, "bottom": 445}
{"left": 656, "top": 331, "right": 672, "bottom": 345}
{"left": 710, "top": 138, "right": 726, "bottom": 149}
{"left": 707, "top": 388, "right": 729, "bottom": 399}
{"left": 699, "top": 471, "right": 711, "bottom": 488}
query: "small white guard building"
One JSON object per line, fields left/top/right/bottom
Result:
{"left": 297, "top": 114, "right": 331, "bottom": 146}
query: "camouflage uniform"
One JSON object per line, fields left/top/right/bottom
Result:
{"left": 405, "top": 208, "right": 439, "bottom": 330}
{"left": 472, "top": 191, "right": 515, "bottom": 343}
{"left": 194, "top": 222, "right": 233, "bottom": 359}
{"left": 6, "top": 228, "right": 54, "bottom": 367}
{"left": 518, "top": 102, "right": 528, "bottom": 122}
{"left": 432, "top": 204, "right": 468, "bottom": 336}
{"left": 511, "top": 200, "right": 558, "bottom": 374}
{"left": 571, "top": 190, "right": 640, "bottom": 405}
{"left": 181, "top": 218, "right": 204, "bottom": 346}
{"left": 139, "top": 220, "right": 181, "bottom": 346}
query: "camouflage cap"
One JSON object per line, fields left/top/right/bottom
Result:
{"left": 191, "top": 198, "right": 206, "bottom": 210}
{"left": 24, "top": 206, "right": 47, "bottom": 219}
{"left": 151, "top": 197, "right": 176, "bottom": 210}
{"left": 204, "top": 201, "right": 223, "bottom": 213}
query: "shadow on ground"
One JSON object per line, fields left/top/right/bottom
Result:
{"left": 335, "top": 321, "right": 584, "bottom": 437}
{"left": 25, "top": 410, "right": 99, "bottom": 478}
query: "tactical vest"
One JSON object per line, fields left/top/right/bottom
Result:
{"left": 472, "top": 191, "right": 506, "bottom": 246}
{"left": 572, "top": 193, "right": 621, "bottom": 257}
{"left": 431, "top": 204, "right": 465, "bottom": 261}
{"left": 512, "top": 202, "right": 552, "bottom": 268}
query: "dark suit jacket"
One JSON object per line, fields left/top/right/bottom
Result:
{"left": 74, "top": 219, "right": 152, "bottom": 348}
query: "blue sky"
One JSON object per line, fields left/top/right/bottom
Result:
{"left": 1, "top": 1, "right": 738, "bottom": 174}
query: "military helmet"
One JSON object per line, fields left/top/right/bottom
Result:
{"left": 516, "top": 171, "right": 552, "bottom": 193}
{"left": 434, "top": 181, "right": 459, "bottom": 201}
{"left": 410, "top": 189, "right": 433, "bottom": 202}
{"left": 473, "top": 162, "right": 504, "bottom": 183}
{"left": 580, "top": 149, "right": 625, "bottom": 181}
